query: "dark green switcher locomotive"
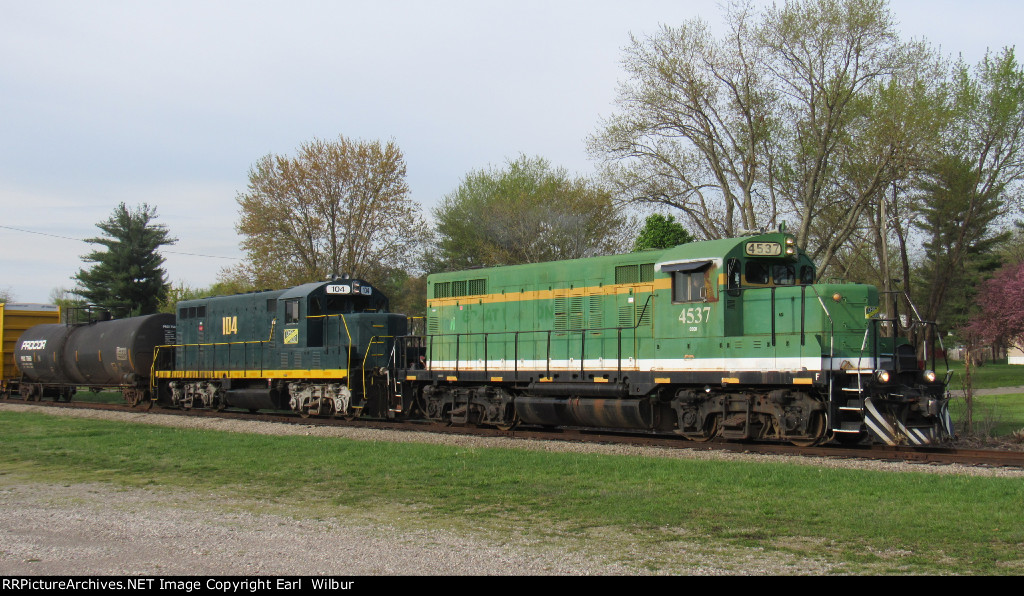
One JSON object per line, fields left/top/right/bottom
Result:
{"left": 403, "top": 231, "right": 953, "bottom": 446}
{"left": 153, "top": 277, "right": 407, "bottom": 418}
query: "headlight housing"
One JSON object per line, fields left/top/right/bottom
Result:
{"left": 922, "top": 370, "right": 937, "bottom": 383}
{"left": 874, "top": 370, "right": 891, "bottom": 384}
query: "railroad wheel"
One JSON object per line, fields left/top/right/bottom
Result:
{"left": 689, "top": 415, "right": 720, "bottom": 442}
{"left": 495, "top": 411, "right": 520, "bottom": 432}
{"left": 789, "top": 412, "right": 826, "bottom": 447}
{"left": 126, "top": 390, "right": 143, "bottom": 407}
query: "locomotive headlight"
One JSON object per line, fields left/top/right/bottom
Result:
{"left": 786, "top": 246, "right": 796, "bottom": 255}
{"left": 874, "top": 369, "right": 891, "bottom": 384}
{"left": 832, "top": 293, "right": 843, "bottom": 302}
{"left": 922, "top": 370, "right": 937, "bottom": 383}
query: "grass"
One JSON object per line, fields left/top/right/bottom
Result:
{"left": 1, "top": 410, "right": 1023, "bottom": 574}
{"left": 948, "top": 393, "right": 1024, "bottom": 438}
{"left": 938, "top": 361, "right": 1024, "bottom": 390}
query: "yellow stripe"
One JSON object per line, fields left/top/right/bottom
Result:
{"left": 155, "top": 369, "right": 348, "bottom": 380}
{"left": 654, "top": 377, "right": 671, "bottom": 384}
{"left": 722, "top": 377, "right": 740, "bottom": 384}
{"left": 792, "top": 378, "right": 813, "bottom": 385}
{"left": 427, "top": 278, "right": 672, "bottom": 308}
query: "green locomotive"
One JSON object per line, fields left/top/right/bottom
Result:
{"left": 403, "top": 231, "right": 952, "bottom": 446}
{"left": 153, "top": 277, "right": 407, "bottom": 418}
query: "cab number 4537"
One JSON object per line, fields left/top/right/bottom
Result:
{"left": 679, "top": 307, "right": 711, "bottom": 325}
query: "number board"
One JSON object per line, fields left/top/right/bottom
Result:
{"left": 745, "top": 242, "right": 782, "bottom": 256}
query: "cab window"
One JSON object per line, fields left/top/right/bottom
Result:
{"left": 745, "top": 262, "right": 770, "bottom": 285}
{"left": 284, "top": 299, "right": 300, "bottom": 324}
{"left": 673, "top": 270, "right": 709, "bottom": 302}
{"left": 773, "top": 264, "right": 795, "bottom": 285}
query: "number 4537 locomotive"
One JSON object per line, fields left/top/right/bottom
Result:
{"left": 405, "top": 230, "right": 953, "bottom": 446}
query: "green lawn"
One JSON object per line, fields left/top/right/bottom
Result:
{"left": 1, "top": 410, "right": 1022, "bottom": 575}
{"left": 947, "top": 393, "right": 1024, "bottom": 438}
{"left": 939, "top": 361, "right": 1024, "bottom": 390}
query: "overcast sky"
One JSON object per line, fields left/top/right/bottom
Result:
{"left": 1, "top": 0, "right": 1019, "bottom": 303}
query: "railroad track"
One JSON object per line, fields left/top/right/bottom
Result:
{"left": 6, "top": 397, "right": 1024, "bottom": 470}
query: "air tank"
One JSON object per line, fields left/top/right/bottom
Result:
{"left": 15, "top": 314, "right": 176, "bottom": 387}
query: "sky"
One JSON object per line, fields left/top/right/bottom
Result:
{"left": 1, "top": 0, "right": 1020, "bottom": 304}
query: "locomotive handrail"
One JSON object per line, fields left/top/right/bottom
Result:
{"left": 359, "top": 335, "right": 397, "bottom": 397}
{"left": 153, "top": 340, "right": 262, "bottom": 381}
{"left": 410, "top": 294, "right": 654, "bottom": 380}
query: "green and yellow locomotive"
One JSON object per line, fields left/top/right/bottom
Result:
{"left": 403, "top": 231, "right": 952, "bottom": 446}
{"left": 153, "top": 277, "right": 407, "bottom": 418}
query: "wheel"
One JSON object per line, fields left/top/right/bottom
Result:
{"left": 688, "top": 415, "right": 720, "bottom": 442}
{"left": 495, "top": 411, "right": 520, "bottom": 431}
{"left": 789, "top": 411, "right": 826, "bottom": 447}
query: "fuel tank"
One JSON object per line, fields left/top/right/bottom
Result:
{"left": 15, "top": 314, "right": 176, "bottom": 387}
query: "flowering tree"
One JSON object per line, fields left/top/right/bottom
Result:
{"left": 960, "top": 261, "right": 1024, "bottom": 434}
{"left": 964, "top": 261, "right": 1024, "bottom": 351}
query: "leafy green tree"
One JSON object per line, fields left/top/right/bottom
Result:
{"left": 73, "top": 203, "right": 176, "bottom": 317}
{"left": 633, "top": 214, "right": 694, "bottom": 251}
{"left": 432, "top": 155, "right": 632, "bottom": 270}
{"left": 914, "top": 156, "right": 1009, "bottom": 336}
{"left": 0, "top": 288, "right": 14, "bottom": 303}
{"left": 228, "top": 135, "right": 428, "bottom": 289}
{"left": 911, "top": 48, "right": 1024, "bottom": 345}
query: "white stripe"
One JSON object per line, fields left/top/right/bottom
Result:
{"left": 864, "top": 417, "right": 897, "bottom": 446}
{"left": 426, "top": 355, "right": 892, "bottom": 373}
{"left": 863, "top": 398, "right": 898, "bottom": 437}
{"left": 426, "top": 356, "right": 826, "bottom": 373}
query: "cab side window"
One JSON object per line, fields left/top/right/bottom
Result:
{"left": 284, "top": 299, "right": 300, "bottom": 324}
{"left": 727, "top": 258, "right": 741, "bottom": 295}
{"left": 673, "top": 270, "right": 707, "bottom": 302}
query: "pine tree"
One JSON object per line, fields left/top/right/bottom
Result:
{"left": 74, "top": 203, "right": 176, "bottom": 316}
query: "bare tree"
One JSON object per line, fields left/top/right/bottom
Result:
{"left": 590, "top": 2, "right": 775, "bottom": 239}
{"left": 591, "top": 0, "right": 942, "bottom": 277}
